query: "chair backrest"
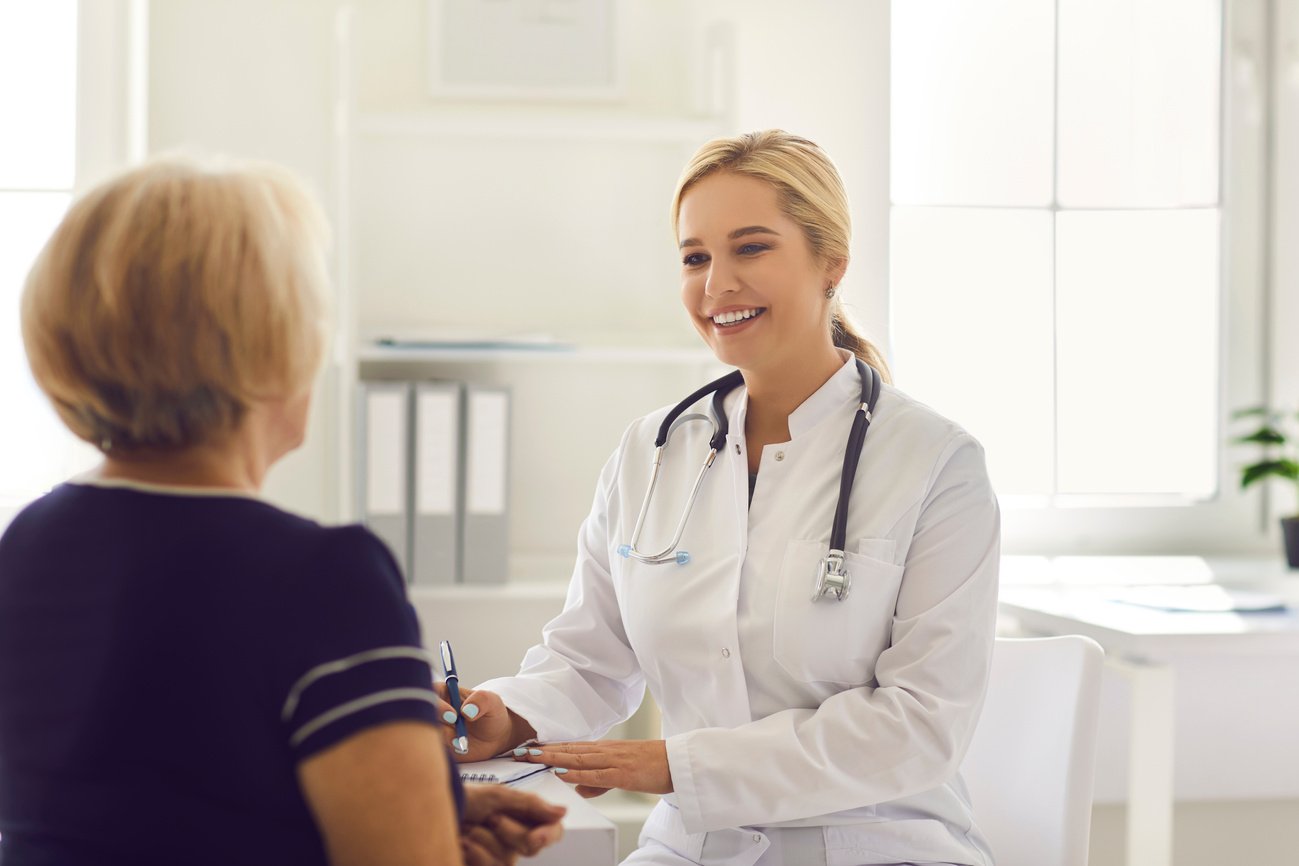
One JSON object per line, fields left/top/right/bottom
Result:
{"left": 961, "top": 636, "right": 1104, "bottom": 866}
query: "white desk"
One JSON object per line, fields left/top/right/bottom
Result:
{"left": 998, "top": 556, "right": 1299, "bottom": 866}
{"left": 504, "top": 771, "right": 618, "bottom": 866}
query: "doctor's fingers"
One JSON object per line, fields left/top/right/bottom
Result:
{"left": 522, "top": 740, "right": 654, "bottom": 768}
{"left": 433, "top": 684, "right": 503, "bottom": 725}
{"left": 574, "top": 784, "right": 612, "bottom": 799}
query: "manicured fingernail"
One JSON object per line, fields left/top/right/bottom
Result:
{"left": 462, "top": 704, "right": 479, "bottom": 719}
{"left": 442, "top": 710, "right": 457, "bottom": 724}
{"left": 554, "top": 768, "right": 568, "bottom": 775}
{"left": 513, "top": 747, "right": 529, "bottom": 756}
{"left": 528, "top": 748, "right": 543, "bottom": 756}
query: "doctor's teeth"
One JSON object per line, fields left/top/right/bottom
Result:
{"left": 713, "top": 308, "right": 761, "bottom": 325}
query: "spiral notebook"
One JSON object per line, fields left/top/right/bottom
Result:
{"left": 458, "top": 758, "right": 552, "bottom": 785}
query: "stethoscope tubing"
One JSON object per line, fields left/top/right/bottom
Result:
{"left": 620, "top": 360, "right": 882, "bottom": 592}
{"left": 828, "top": 365, "right": 881, "bottom": 556}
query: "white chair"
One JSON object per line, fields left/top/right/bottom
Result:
{"left": 962, "top": 635, "right": 1105, "bottom": 866}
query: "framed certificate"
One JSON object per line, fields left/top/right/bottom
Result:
{"left": 427, "top": 0, "right": 622, "bottom": 101}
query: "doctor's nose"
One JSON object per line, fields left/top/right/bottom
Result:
{"left": 704, "top": 263, "right": 741, "bottom": 299}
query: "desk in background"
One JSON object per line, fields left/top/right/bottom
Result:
{"left": 999, "top": 556, "right": 1299, "bottom": 866}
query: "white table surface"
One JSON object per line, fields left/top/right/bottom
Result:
{"left": 999, "top": 555, "right": 1299, "bottom": 658}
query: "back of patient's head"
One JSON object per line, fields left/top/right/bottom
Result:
{"left": 21, "top": 156, "right": 330, "bottom": 454}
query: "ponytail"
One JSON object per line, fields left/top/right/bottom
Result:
{"left": 831, "top": 303, "right": 891, "bottom": 384}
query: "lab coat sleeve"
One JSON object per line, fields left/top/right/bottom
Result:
{"left": 666, "top": 432, "right": 1000, "bottom": 834}
{"left": 475, "top": 433, "right": 646, "bottom": 744}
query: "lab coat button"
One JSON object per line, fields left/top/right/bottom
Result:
{"left": 752, "top": 834, "right": 762, "bottom": 843}
{"left": 721, "top": 647, "right": 731, "bottom": 658}
{"left": 734, "top": 443, "right": 740, "bottom": 454}
{"left": 775, "top": 451, "right": 785, "bottom": 461}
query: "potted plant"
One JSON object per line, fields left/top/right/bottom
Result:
{"left": 1233, "top": 406, "right": 1299, "bottom": 567}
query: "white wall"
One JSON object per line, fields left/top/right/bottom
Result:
{"left": 148, "top": 0, "right": 340, "bottom": 520}
{"left": 146, "top": 0, "right": 894, "bottom": 538}
{"left": 1271, "top": 0, "right": 1299, "bottom": 506}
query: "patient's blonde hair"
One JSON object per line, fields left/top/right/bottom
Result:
{"left": 671, "top": 130, "right": 891, "bottom": 382}
{"left": 21, "top": 156, "right": 330, "bottom": 452}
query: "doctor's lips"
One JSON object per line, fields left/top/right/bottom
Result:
{"left": 707, "top": 306, "right": 768, "bottom": 328}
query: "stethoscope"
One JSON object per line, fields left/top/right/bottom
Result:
{"left": 616, "top": 359, "right": 882, "bottom": 603}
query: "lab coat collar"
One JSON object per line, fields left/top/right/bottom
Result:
{"left": 720, "top": 352, "right": 862, "bottom": 444}
{"left": 786, "top": 352, "right": 862, "bottom": 440}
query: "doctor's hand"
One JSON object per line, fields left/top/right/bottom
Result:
{"left": 434, "top": 685, "right": 539, "bottom": 763}
{"left": 515, "top": 740, "right": 673, "bottom": 799}
{"left": 460, "top": 784, "right": 566, "bottom": 866}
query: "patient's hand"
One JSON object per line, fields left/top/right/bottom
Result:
{"left": 461, "top": 784, "right": 565, "bottom": 866}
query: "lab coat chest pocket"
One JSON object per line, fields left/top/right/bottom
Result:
{"left": 773, "top": 539, "right": 905, "bottom": 685}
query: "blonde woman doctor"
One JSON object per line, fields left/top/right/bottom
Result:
{"left": 441, "top": 130, "right": 1000, "bottom": 866}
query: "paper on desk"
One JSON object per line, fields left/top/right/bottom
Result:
{"left": 1104, "top": 585, "right": 1287, "bottom": 613}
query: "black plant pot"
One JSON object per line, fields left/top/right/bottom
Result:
{"left": 1283, "top": 517, "right": 1299, "bottom": 569}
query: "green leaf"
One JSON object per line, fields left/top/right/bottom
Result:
{"left": 1234, "top": 427, "right": 1288, "bottom": 445}
{"left": 1232, "top": 406, "right": 1271, "bottom": 420}
{"left": 1241, "top": 460, "right": 1299, "bottom": 488}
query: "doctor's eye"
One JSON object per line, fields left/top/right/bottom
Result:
{"left": 737, "top": 243, "right": 769, "bottom": 256}
{"left": 682, "top": 252, "right": 709, "bottom": 267}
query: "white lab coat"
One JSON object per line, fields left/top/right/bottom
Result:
{"left": 480, "top": 356, "right": 1000, "bottom": 866}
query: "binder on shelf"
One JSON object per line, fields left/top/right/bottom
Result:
{"left": 461, "top": 385, "right": 511, "bottom": 584}
{"left": 410, "top": 382, "right": 463, "bottom": 585}
{"left": 356, "top": 381, "right": 413, "bottom": 577}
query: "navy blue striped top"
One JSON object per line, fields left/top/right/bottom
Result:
{"left": 0, "top": 481, "right": 461, "bottom": 866}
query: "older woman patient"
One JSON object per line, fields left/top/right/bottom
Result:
{"left": 0, "top": 158, "right": 562, "bottom": 866}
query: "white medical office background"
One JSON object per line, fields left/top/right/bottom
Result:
{"left": 2, "top": 1, "right": 1299, "bottom": 864}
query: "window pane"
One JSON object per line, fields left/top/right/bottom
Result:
{"left": 1057, "top": 0, "right": 1221, "bottom": 207}
{"left": 0, "top": 192, "right": 96, "bottom": 503}
{"left": 0, "top": 0, "right": 78, "bottom": 189}
{"left": 891, "top": 0, "right": 1054, "bottom": 206}
{"left": 1055, "top": 210, "right": 1219, "bottom": 496}
{"left": 891, "top": 208, "right": 1055, "bottom": 494}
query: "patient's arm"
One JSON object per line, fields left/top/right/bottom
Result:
{"left": 298, "top": 720, "right": 463, "bottom": 866}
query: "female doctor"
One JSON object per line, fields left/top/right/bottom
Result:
{"left": 444, "top": 130, "right": 1000, "bottom": 866}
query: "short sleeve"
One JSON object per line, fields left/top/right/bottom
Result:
{"left": 270, "top": 525, "right": 441, "bottom": 762}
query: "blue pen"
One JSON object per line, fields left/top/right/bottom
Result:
{"left": 439, "top": 640, "right": 469, "bottom": 755}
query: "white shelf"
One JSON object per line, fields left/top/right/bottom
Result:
{"left": 355, "top": 110, "right": 723, "bottom": 144}
{"left": 357, "top": 344, "right": 717, "bottom": 366}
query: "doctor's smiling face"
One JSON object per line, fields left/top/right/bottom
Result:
{"left": 677, "top": 170, "right": 843, "bottom": 375}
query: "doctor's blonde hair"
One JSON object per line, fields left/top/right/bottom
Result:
{"left": 21, "top": 155, "right": 331, "bottom": 453}
{"left": 670, "top": 130, "right": 891, "bottom": 383}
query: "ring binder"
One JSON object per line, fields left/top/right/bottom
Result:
{"left": 461, "top": 385, "right": 511, "bottom": 584}
{"left": 411, "top": 382, "right": 463, "bottom": 584}
{"left": 356, "top": 381, "right": 414, "bottom": 576}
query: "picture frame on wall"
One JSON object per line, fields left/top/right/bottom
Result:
{"left": 427, "top": 0, "right": 622, "bottom": 102}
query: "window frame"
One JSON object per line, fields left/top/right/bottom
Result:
{"left": 0, "top": 0, "right": 146, "bottom": 532}
{"left": 887, "top": 0, "right": 1274, "bottom": 554}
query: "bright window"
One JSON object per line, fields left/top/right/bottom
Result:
{"left": 0, "top": 0, "right": 98, "bottom": 523}
{"left": 890, "top": 0, "right": 1223, "bottom": 501}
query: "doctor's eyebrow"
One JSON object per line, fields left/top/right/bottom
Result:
{"left": 678, "top": 225, "right": 782, "bottom": 249}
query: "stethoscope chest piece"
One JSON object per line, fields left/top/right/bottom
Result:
{"left": 812, "top": 550, "right": 851, "bottom": 602}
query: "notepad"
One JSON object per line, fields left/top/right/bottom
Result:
{"left": 458, "top": 758, "right": 551, "bottom": 785}
{"left": 1104, "top": 585, "right": 1288, "bottom": 613}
